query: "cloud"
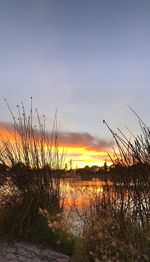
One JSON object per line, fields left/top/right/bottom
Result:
{"left": 0, "top": 122, "right": 13, "bottom": 131}
{"left": 0, "top": 121, "right": 114, "bottom": 167}
{"left": 0, "top": 122, "right": 16, "bottom": 139}
{"left": 58, "top": 132, "right": 113, "bottom": 151}
{"left": 0, "top": 122, "right": 113, "bottom": 152}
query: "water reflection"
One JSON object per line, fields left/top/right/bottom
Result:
{"left": 59, "top": 177, "right": 150, "bottom": 235}
{"left": 59, "top": 178, "right": 113, "bottom": 234}
{"left": 60, "top": 178, "right": 113, "bottom": 208}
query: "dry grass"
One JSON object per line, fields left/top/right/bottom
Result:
{"left": 0, "top": 98, "right": 65, "bottom": 240}
{"left": 73, "top": 109, "right": 150, "bottom": 261}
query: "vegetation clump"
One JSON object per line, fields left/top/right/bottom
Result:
{"left": 73, "top": 109, "right": 150, "bottom": 261}
{"left": 0, "top": 99, "right": 74, "bottom": 255}
{"left": 73, "top": 208, "right": 150, "bottom": 262}
{"left": 1, "top": 102, "right": 150, "bottom": 260}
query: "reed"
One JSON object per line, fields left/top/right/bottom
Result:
{"left": 102, "top": 108, "right": 150, "bottom": 225}
{"left": 0, "top": 98, "right": 65, "bottom": 240}
{"left": 103, "top": 106, "right": 150, "bottom": 168}
{"left": 73, "top": 109, "right": 150, "bottom": 261}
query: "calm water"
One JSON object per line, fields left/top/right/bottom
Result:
{"left": 60, "top": 177, "right": 113, "bottom": 208}
{"left": 59, "top": 178, "right": 113, "bottom": 234}
{"left": 58, "top": 177, "right": 150, "bottom": 234}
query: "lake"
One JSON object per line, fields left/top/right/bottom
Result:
{"left": 59, "top": 178, "right": 113, "bottom": 234}
{"left": 58, "top": 177, "right": 150, "bottom": 235}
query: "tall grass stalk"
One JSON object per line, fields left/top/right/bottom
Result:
{"left": 0, "top": 98, "right": 66, "bottom": 240}
{"left": 102, "top": 109, "right": 150, "bottom": 225}
{"left": 73, "top": 109, "right": 150, "bottom": 261}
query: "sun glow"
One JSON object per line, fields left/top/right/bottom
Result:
{"left": 0, "top": 125, "right": 112, "bottom": 168}
{"left": 61, "top": 146, "right": 112, "bottom": 168}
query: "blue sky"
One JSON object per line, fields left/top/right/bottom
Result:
{"left": 0, "top": 0, "right": 150, "bottom": 141}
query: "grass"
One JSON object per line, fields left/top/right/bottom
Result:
{"left": 72, "top": 178, "right": 150, "bottom": 261}
{"left": 72, "top": 108, "right": 150, "bottom": 261}
{"left": 0, "top": 98, "right": 75, "bottom": 255}
{"left": 73, "top": 208, "right": 150, "bottom": 262}
{"left": 1, "top": 101, "right": 150, "bottom": 260}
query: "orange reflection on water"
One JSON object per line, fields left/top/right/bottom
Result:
{"left": 60, "top": 178, "right": 113, "bottom": 210}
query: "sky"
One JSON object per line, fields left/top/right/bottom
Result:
{"left": 0, "top": 0, "right": 150, "bottom": 167}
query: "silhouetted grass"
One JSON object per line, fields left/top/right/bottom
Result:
{"left": 0, "top": 99, "right": 74, "bottom": 254}
{"left": 73, "top": 109, "right": 150, "bottom": 261}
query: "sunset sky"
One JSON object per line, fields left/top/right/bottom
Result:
{"left": 0, "top": 0, "right": 150, "bottom": 167}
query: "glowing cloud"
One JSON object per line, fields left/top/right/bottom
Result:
{"left": 0, "top": 122, "right": 113, "bottom": 168}
{"left": 58, "top": 132, "right": 113, "bottom": 151}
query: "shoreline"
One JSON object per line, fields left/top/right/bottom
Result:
{"left": 0, "top": 241, "right": 70, "bottom": 262}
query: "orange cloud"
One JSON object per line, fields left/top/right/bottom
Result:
{"left": 63, "top": 147, "right": 112, "bottom": 168}
{"left": 0, "top": 122, "right": 19, "bottom": 143}
{"left": 0, "top": 122, "right": 113, "bottom": 168}
{"left": 57, "top": 131, "right": 113, "bottom": 151}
